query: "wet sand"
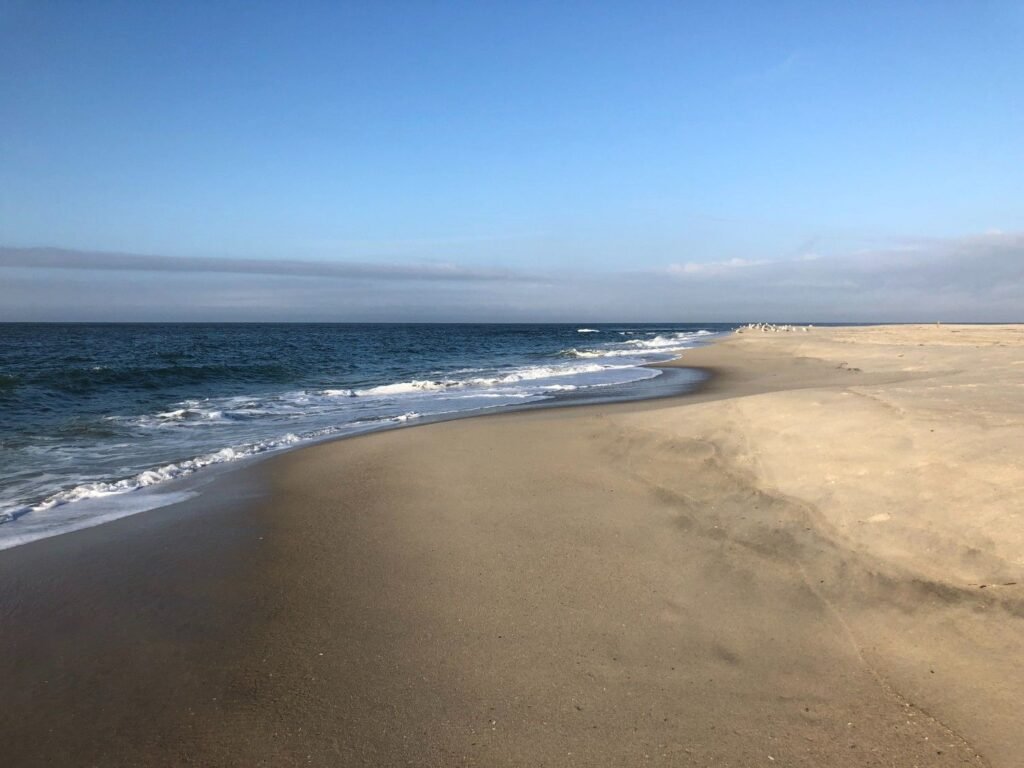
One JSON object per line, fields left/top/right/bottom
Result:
{"left": 2, "top": 324, "right": 1022, "bottom": 766}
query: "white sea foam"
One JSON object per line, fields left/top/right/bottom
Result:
{"left": 352, "top": 362, "right": 633, "bottom": 397}
{"left": 559, "top": 348, "right": 604, "bottom": 359}
{"left": 446, "top": 392, "right": 535, "bottom": 399}
{"left": 577, "top": 328, "right": 600, "bottom": 333}
{"left": 0, "top": 490, "right": 198, "bottom": 551}
{"left": 355, "top": 380, "right": 448, "bottom": 396}
{"left": 154, "top": 407, "right": 226, "bottom": 422}
{"left": 19, "top": 432, "right": 303, "bottom": 517}
{"left": 618, "top": 332, "right": 707, "bottom": 349}
{"left": 559, "top": 330, "right": 711, "bottom": 359}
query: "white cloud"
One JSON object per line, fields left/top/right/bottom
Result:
{"left": 666, "top": 258, "right": 767, "bottom": 276}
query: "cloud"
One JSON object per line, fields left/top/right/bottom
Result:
{"left": 652, "top": 231, "right": 1024, "bottom": 320}
{"left": 0, "top": 247, "right": 538, "bottom": 283}
{"left": 666, "top": 258, "right": 767, "bottom": 276}
{"left": 1, "top": 233, "right": 1022, "bottom": 322}
{"left": 665, "top": 232, "right": 1024, "bottom": 285}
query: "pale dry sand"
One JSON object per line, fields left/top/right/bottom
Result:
{"left": 2, "top": 324, "right": 1022, "bottom": 766}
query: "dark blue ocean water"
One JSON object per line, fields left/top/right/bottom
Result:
{"left": 0, "top": 322, "right": 730, "bottom": 548}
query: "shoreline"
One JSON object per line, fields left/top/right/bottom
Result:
{"left": 0, "top": 348, "right": 714, "bottom": 557}
{"left": 3, "top": 325, "right": 1023, "bottom": 766}
{"left": 0, "top": 336, "right": 717, "bottom": 552}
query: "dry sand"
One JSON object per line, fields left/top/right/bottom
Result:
{"left": 2, "top": 324, "right": 1023, "bottom": 766}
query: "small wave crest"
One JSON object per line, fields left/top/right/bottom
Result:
{"left": 558, "top": 348, "right": 605, "bottom": 359}
{"left": 352, "top": 361, "right": 625, "bottom": 396}
{"left": 557, "top": 330, "right": 713, "bottom": 360}
{"left": 1, "top": 432, "right": 306, "bottom": 524}
{"left": 156, "top": 407, "right": 224, "bottom": 422}
{"left": 617, "top": 332, "right": 706, "bottom": 350}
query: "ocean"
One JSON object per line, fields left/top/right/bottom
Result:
{"left": 0, "top": 322, "right": 729, "bottom": 549}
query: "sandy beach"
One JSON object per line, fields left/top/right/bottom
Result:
{"left": 3, "top": 324, "right": 1023, "bottom": 766}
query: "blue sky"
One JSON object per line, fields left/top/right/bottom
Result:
{"left": 1, "top": 1, "right": 1022, "bottom": 320}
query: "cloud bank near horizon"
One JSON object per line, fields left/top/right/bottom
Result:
{"left": 0, "top": 247, "right": 537, "bottom": 283}
{"left": 1, "top": 233, "right": 1022, "bottom": 322}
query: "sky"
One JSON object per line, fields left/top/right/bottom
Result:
{"left": 1, "top": 1, "right": 1022, "bottom": 321}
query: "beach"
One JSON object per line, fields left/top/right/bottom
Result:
{"left": 2, "top": 324, "right": 1023, "bottom": 766}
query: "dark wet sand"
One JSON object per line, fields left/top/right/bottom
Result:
{"left": 3, "top": 325, "right": 1023, "bottom": 766}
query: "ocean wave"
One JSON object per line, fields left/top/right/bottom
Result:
{"left": 577, "top": 328, "right": 600, "bottom": 333}
{"left": 98, "top": 335, "right": 716, "bottom": 440}
{"left": 557, "top": 348, "right": 605, "bottom": 359}
{"left": 0, "top": 407, "right": 443, "bottom": 529}
{"left": 1, "top": 432, "right": 306, "bottom": 523}
{"left": 0, "top": 509, "right": 26, "bottom": 524}
{"left": 353, "top": 361, "right": 630, "bottom": 396}
{"left": 155, "top": 407, "right": 224, "bottom": 421}
{"left": 617, "top": 332, "right": 708, "bottom": 349}
{"left": 444, "top": 392, "right": 535, "bottom": 399}
{"left": 557, "top": 330, "right": 713, "bottom": 359}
